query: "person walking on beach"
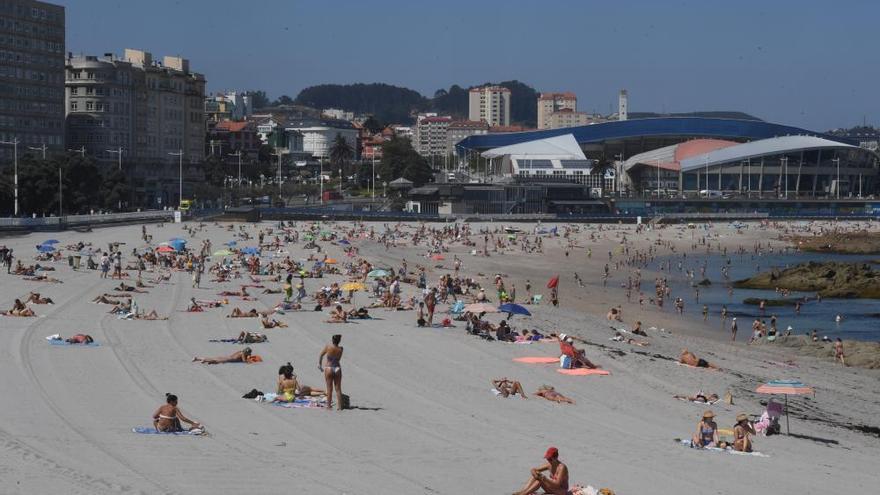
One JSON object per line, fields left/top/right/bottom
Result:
{"left": 513, "top": 447, "right": 569, "bottom": 495}
{"left": 730, "top": 317, "right": 738, "bottom": 341}
{"left": 100, "top": 252, "right": 110, "bottom": 278}
{"left": 318, "top": 334, "right": 344, "bottom": 410}
{"left": 834, "top": 338, "right": 846, "bottom": 366}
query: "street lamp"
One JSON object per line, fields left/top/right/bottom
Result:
{"left": 106, "top": 146, "right": 123, "bottom": 170}
{"left": 0, "top": 138, "right": 19, "bottom": 215}
{"left": 28, "top": 143, "right": 47, "bottom": 160}
{"left": 614, "top": 153, "right": 624, "bottom": 196}
{"left": 780, "top": 156, "right": 788, "bottom": 199}
{"left": 68, "top": 146, "right": 86, "bottom": 157}
{"left": 831, "top": 157, "right": 840, "bottom": 199}
{"left": 168, "top": 150, "right": 184, "bottom": 209}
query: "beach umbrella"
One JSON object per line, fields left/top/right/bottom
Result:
{"left": 37, "top": 244, "right": 55, "bottom": 252}
{"left": 338, "top": 239, "right": 350, "bottom": 245}
{"left": 241, "top": 247, "right": 259, "bottom": 255}
{"left": 367, "top": 269, "right": 390, "bottom": 278}
{"left": 756, "top": 379, "right": 815, "bottom": 434}
{"left": 547, "top": 275, "right": 559, "bottom": 289}
{"left": 431, "top": 254, "right": 445, "bottom": 261}
{"left": 464, "top": 302, "right": 499, "bottom": 314}
{"left": 212, "top": 249, "right": 233, "bottom": 256}
{"left": 169, "top": 237, "right": 185, "bottom": 242}
{"left": 225, "top": 241, "right": 237, "bottom": 246}
{"left": 156, "top": 245, "right": 175, "bottom": 253}
{"left": 324, "top": 258, "right": 337, "bottom": 264}
{"left": 169, "top": 239, "right": 186, "bottom": 252}
{"left": 342, "top": 282, "right": 366, "bottom": 292}
{"left": 498, "top": 303, "right": 531, "bottom": 317}
{"left": 43, "top": 239, "right": 60, "bottom": 244}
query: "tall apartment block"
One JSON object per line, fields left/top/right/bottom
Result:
{"left": 413, "top": 113, "right": 451, "bottom": 158}
{"left": 0, "top": 0, "right": 65, "bottom": 160}
{"left": 468, "top": 86, "right": 510, "bottom": 127}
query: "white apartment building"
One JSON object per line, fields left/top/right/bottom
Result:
{"left": 413, "top": 113, "right": 451, "bottom": 158}
{"left": 284, "top": 117, "right": 358, "bottom": 160}
{"left": 468, "top": 86, "right": 510, "bottom": 127}
{"left": 322, "top": 108, "right": 353, "bottom": 121}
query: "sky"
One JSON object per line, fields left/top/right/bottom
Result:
{"left": 57, "top": 0, "right": 880, "bottom": 131}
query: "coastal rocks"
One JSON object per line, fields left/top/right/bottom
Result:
{"left": 790, "top": 231, "right": 880, "bottom": 254}
{"left": 734, "top": 262, "right": 880, "bottom": 299}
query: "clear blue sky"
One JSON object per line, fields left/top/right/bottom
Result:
{"left": 57, "top": 0, "right": 879, "bottom": 130}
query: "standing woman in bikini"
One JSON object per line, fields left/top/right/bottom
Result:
{"left": 318, "top": 334, "right": 344, "bottom": 410}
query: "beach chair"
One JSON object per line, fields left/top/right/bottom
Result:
{"left": 532, "top": 294, "right": 543, "bottom": 305}
{"left": 754, "top": 400, "right": 783, "bottom": 436}
{"left": 449, "top": 301, "right": 465, "bottom": 319}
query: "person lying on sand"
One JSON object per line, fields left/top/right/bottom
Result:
{"left": 65, "top": 333, "right": 94, "bottom": 344}
{"left": 152, "top": 393, "right": 201, "bottom": 432}
{"left": 115, "top": 282, "right": 147, "bottom": 293}
{"left": 193, "top": 347, "right": 252, "bottom": 364}
{"left": 236, "top": 331, "right": 267, "bottom": 344}
{"left": 3, "top": 299, "right": 35, "bottom": 317}
{"left": 227, "top": 308, "right": 260, "bottom": 318}
{"left": 326, "top": 304, "right": 347, "bottom": 323}
{"left": 611, "top": 332, "right": 649, "bottom": 346}
{"left": 274, "top": 302, "right": 302, "bottom": 312}
{"left": 679, "top": 348, "right": 719, "bottom": 369}
{"left": 674, "top": 392, "right": 719, "bottom": 403}
{"left": 492, "top": 378, "right": 527, "bottom": 398}
{"left": 347, "top": 307, "right": 370, "bottom": 319}
{"left": 23, "top": 274, "right": 62, "bottom": 283}
{"left": 218, "top": 286, "right": 249, "bottom": 297}
{"left": 513, "top": 447, "right": 569, "bottom": 495}
{"left": 261, "top": 287, "right": 282, "bottom": 294}
{"left": 273, "top": 363, "right": 325, "bottom": 402}
{"left": 26, "top": 292, "right": 54, "bottom": 304}
{"left": 261, "top": 316, "right": 287, "bottom": 328}
{"left": 133, "top": 310, "right": 167, "bottom": 320}
{"left": 692, "top": 410, "right": 719, "bottom": 448}
{"left": 534, "top": 385, "right": 575, "bottom": 404}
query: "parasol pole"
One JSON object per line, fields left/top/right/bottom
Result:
{"left": 785, "top": 395, "right": 790, "bottom": 435}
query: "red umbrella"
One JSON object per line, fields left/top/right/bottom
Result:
{"left": 431, "top": 254, "right": 445, "bottom": 261}
{"left": 546, "top": 275, "right": 559, "bottom": 289}
{"left": 156, "top": 245, "right": 175, "bottom": 253}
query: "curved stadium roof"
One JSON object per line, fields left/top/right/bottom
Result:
{"left": 455, "top": 117, "right": 851, "bottom": 151}
{"left": 679, "top": 135, "right": 861, "bottom": 172}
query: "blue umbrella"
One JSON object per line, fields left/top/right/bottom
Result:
{"left": 43, "top": 239, "right": 60, "bottom": 244}
{"left": 225, "top": 241, "right": 237, "bottom": 246}
{"left": 241, "top": 247, "right": 259, "bottom": 255}
{"left": 498, "top": 303, "right": 531, "bottom": 316}
{"left": 338, "top": 239, "right": 350, "bottom": 245}
{"left": 169, "top": 237, "right": 185, "bottom": 242}
{"left": 37, "top": 244, "right": 56, "bottom": 252}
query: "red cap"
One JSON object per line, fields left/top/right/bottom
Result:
{"left": 544, "top": 447, "right": 558, "bottom": 460}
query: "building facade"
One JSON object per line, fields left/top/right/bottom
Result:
{"left": 446, "top": 120, "right": 488, "bottom": 155}
{"left": 0, "top": 0, "right": 65, "bottom": 160}
{"left": 547, "top": 109, "right": 591, "bottom": 129}
{"left": 283, "top": 117, "right": 358, "bottom": 160}
{"left": 413, "top": 113, "right": 451, "bottom": 158}
{"left": 537, "top": 92, "right": 576, "bottom": 129}
{"left": 468, "top": 86, "right": 510, "bottom": 127}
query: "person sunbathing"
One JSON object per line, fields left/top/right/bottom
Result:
{"left": 65, "top": 334, "right": 94, "bottom": 344}
{"left": 193, "top": 347, "right": 252, "bottom": 364}
{"left": 274, "top": 302, "right": 302, "bottom": 312}
{"left": 273, "top": 364, "right": 325, "bottom": 403}
{"left": 218, "top": 286, "right": 249, "bottom": 297}
{"left": 26, "top": 292, "right": 54, "bottom": 304}
{"left": 261, "top": 316, "right": 288, "bottom": 328}
{"left": 108, "top": 300, "right": 132, "bottom": 314}
{"left": 558, "top": 334, "right": 598, "bottom": 369}
{"left": 492, "top": 378, "right": 527, "bottom": 398}
{"left": 611, "top": 332, "right": 649, "bottom": 346}
{"left": 236, "top": 331, "right": 267, "bottom": 344}
{"left": 733, "top": 413, "right": 756, "bottom": 452}
{"left": 534, "top": 385, "right": 575, "bottom": 404}
{"left": 227, "top": 308, "right": 259, "bottom": 318}
{"left": 674, "top": 392, "right": 719, "bottom": 403}
{"left": 3, "top": 299, "right": 36, "bottom": 317}
{"left": 679, "top": 348, "right": 719, "bottom": 369}
{"left": 23, "top": 274, "right": 62, "bottom": 283}
{"left": 326, "top": 304, "right": 347, "bottom": 323}
{"left": 514, "top": 447, "right": 569, "bottom": 495}
{"left": 187, "top": 298, "right": 204, "bottom": 312}
{"left": 261, "top": 287, "right": 282, "bottom": 294}
{"left": 691, "top": 410, "right": 719, "bottom": 448}
{"left": 152, "top": 393, "right": 201, "bottom": 432}
{"left": 115, "top": 282, "right": 147, "bottom": 293}
{"left": 135, "top": 310, "right": 167, "bottom": 320}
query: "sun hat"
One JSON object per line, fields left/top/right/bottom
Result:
{"left": 736, "top": 413, "right": 748, "bottom": 422}
{"left": 703, "top": 410, "right": 715, "bottom": 419}
{"left": 544, "top": 446, "right": 558, "bottom": 459}
{"left": 559, "top": 333, "right": 567, "bottom": 341}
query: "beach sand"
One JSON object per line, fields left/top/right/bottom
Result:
{"left": 1, "top": 220, "right": 878, "bottom": 494}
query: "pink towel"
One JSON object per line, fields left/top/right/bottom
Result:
{"left": 556, "top": 368, "right": 610, "bottom": 376}
{"left": 513, "top": 356, "right": 559, "bottom": 364}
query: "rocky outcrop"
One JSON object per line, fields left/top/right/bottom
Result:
{"left": 734, "top": 262, "right": 880, "bottom": 299}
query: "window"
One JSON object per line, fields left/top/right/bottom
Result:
{"left": 70, "top": 87, "right": 78, "bottom": 95}
{"left": 69, "top": 101, "right": 77, "bottom": 111}
{"left": 86, "top": 101, "right": 93, "bottom": 111}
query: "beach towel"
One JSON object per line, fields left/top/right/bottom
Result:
{"left": 513, "top": 356, "right": 559, "bottom": 364}
{"left": 676, "top": 362, "right": 719, "bottom": 371}
{"left": 271, "top": 397, "right": 327, "bottom": 409}
{"left": 132, "top": 426, "right": 204, "bottom": 436}
{"left": 675, "top": 438, "right": 768, "bottom": 457}
{"left": 48, "top": 340, "right": 100, "bottom": 347}
{"left": 556, "top": 368, "right": 610, "bottom": 376}
{"left": 246, "top": 355, "right": 263, "bottom": 363}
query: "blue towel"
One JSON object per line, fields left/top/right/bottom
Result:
{"left": 48, "top": 340, "right": 100, "bottom": 347}
{"left": 132, "top": 426, "right": 201, "bottom": 435}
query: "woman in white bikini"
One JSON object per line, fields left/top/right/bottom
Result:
{"left": 152, "top": 394, "right": 200, "bottom": 432}
{"left": 318, "top": 335, "right": 344, "bottom": 410}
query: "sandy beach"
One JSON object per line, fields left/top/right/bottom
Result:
{"left": 1, "top": 219, "right": 878, "bottom": 494}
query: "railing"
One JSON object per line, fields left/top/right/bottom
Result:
{"left": 0, "top": 210, "right": 175, "bottom": 230}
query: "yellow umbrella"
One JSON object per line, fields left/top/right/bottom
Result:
{"left": 342, "top": 282, "right": 366, "bottom": 291}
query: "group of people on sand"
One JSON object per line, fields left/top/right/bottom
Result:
{"left": 493, "top": 379, "right": 576, "bottom": 405}
{"left": 691, "top": 409, "right": 756, "bottom": 452}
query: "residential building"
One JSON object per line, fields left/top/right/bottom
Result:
{"left": 361, "top": 134, "right": 387, "bottom": 161}
{"left": 537, "top": 92, "right": 577, "bottom": 129}
{"left": 65, "top": 54, "right": 135, "bottom": 161}
{"left": 468, "top": 85, "right": 510, "bottom": 127}
{"left": 446, "top": 120, "right": 488, "bottom": 155}
{"left": 547, "top": 108, "right": 591, "bottom": 129}
{"left": 0, "top": 0, "right": 65, "bottom": 160}
{"left": 322, "top": 108, "right": 353, "bottom": 121}
{"left": 225, "top": 91, "right": 251, "bottom": 120}
{"left": 204, "top": 93, "right": 233, "bottom": 128}
{"left": 207, "top": 120, "right": 260, "bottom": 158}
{"left": 413, "top": 113, "right": 451, "bottom": 158}
{"left": 283, "top": 117, "right": 358, "bottom": 160}
{"left": 389, "top": 124, "right": 412, "bottom": 141}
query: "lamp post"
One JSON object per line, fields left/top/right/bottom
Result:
{"left": 319, "top": 159, "right": 324, "bottom": 204}
{"left": 168, "top": 150, "right": 183, "bottom": 209}
{"left": 780, "top": 156, "right": 788, "bottom": 199}
{"left": 831, "top": 157, "right": 840, "bottom": 199}
{"left": 68, "top": 146, "right": 85, "bottom": 157}
{"left": 28, "top": 143, "right": 47, "bottom": 160}
{"left": 704, "top": 154, "right": 709, "bottom": 195}
{"left": 371, "top": 151, "right": 376, "bottom": 200}
{"left": 229, "top": 151, "right": 242, "bottom": 189}
{"left": 106, "top": 146, "right": 123, "bottom": 170}
{"left": 0, "top": 138, "right": 19, "bottom": 215}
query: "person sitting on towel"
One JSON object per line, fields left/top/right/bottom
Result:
{"left": 679, "top": 348, "right": 719, "bottom": 369}
{"left": 3, "top": 299, "right": 35, "bottom": 317}
{"left": 692, "top": 410, "right": 719, "bottom": 448}
{"left": 152, "top": 393, "right": 200, "bottom": 432}
{"left": 558, "top": 334, "right": 598, "bottom": 369}
{"left": 492, "top": 378, "right": 527, "bottom": 398}
{"left": 65, "top": 334, "right": 94, "bottom": 344}
{"left": 733, "top": 413, "right": 756, "bottom": 452}
{"left": 274, "top": 363, "right": 325, "bottom": 402}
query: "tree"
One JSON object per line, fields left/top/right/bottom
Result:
{"left": 362, "top": 115, "right": 383, "bottom": 134}
{"left": 99, "top": 168, "right": 131, "bottom": 211}
{"left": 329, "top": 133, "right": 353, "bottom": 170}
{"left": 379, "top": 137, "right": 432, "bottom": 186}
{"left": 249, "top": 90, "right": 270, "bottom": 109}
{"left": 274, "top": 95, "right": 294, "bottom": 106}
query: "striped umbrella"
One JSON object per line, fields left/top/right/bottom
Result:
{"left": 756, "top": 379, "right": 814, "bottom": 434}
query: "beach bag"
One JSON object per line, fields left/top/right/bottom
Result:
{"left": 560, "top": 355, "right": 572, "bottom": 369}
